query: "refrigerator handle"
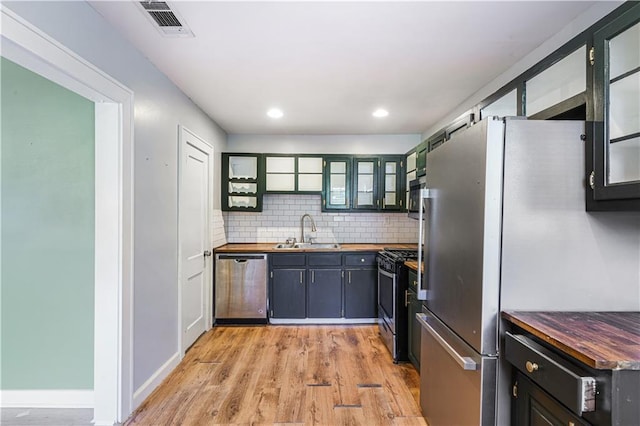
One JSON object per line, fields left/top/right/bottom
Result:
{"left": 416, "top": 313, "right": 478, "bottom": 371}
{"left": 417, "top": 188, "right": 430, "bottom": 300}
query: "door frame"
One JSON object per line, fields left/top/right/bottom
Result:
{"left": 177, "top": 125, "right": 214, "bottom": 356}
{"left": 1, "top": 7, "right": 134, "bottom": 425}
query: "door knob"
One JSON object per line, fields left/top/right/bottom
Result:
{"left": 203, "top": 250, "right": 212, "bottom": 257}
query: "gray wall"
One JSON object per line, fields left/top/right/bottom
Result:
{"left": 227, "top": 134, "right": 420, "bottom": 154}
{"left": 4, "top": 1, "right": 228, "bottom": 395}
{"left": 422, "top": 1, "right": 623, "bottom": 139}
{"left": 1, "top": 57, "right": 95, "bottom": 390}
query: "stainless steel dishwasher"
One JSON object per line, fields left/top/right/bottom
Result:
{"left": 215, "top": 253, "right": 268, "bottom": 323}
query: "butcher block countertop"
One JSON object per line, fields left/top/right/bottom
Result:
{"left": 404, "top": 260, "right": 423, "bottom": 273}
{"left": 502, "top": 311, "right": 640, "bottom": 370}
{"left": 215, "top": 243, "right": 417, "bottom": 253}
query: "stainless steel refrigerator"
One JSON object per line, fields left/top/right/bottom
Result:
{"left": 416, "top": 117, "right": 586, "bottom": 425}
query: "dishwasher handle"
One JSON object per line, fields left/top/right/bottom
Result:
{"left": 217, "top": 254, "right": 267, "bottom": 261}
{"left": 417, "top": 313, "right": 478, "bottom": 371}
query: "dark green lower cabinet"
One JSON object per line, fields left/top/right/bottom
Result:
{"left": 307, "top": 269, "right": 342, "bottom": 318}
{"left": 271, "top": 268, "right": 306, "bottom": 318}
{"left": 344, "top": 268, "right": 377, "bottom": 318}
{"left": 512, "top": 372, "right": 590, "bottom": 426}
{"left": 269, "top": 252, "right": 378, "bottom": 320}
{"left": 407, "top": 288, "right": 421, "bottom": 369}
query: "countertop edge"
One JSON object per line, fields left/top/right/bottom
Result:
{"left": 215, "top": 243, "right": 417, "bottom": 253}
{"left": 502, "top": 311, "right": 640, "bottom": 371}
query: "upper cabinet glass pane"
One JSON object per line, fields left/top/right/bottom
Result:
{"left": 331, "top": 162, "right": 346, "bottom": 174}
{"left": 609, "top": 22, "right": 640, "bottom": 79}
{"left": 406, "top": 152, "right": 417, "bottom": 172}
{"left": 266, "top": 156, "right": 295, "bottom": 173}
{"left": 229, "top": 156, "right": 257, "bottom": 179}
{"left": 298, "top": 157, "right": 323, "bottom": 173}
{"left": 526, "top": 46, "right": 586, "bottom": 117}
{"left": 481, "top": 89, "right": 518, "bottom": 119}
{"left": 229, "top": 182, "right": 257, "bottom": 194}
{"left": 358, "top": 162, "right": 375, "bottom": 174}
{"left": 609, "top": 72, "right": 640, "bottom": 139}
{"left": 609, "top": 137, "right": 640, "bottom": 184}
{"left": 385, "top": 163, "right": 396, "bottom": 174}
{"left": 266, "top": 174, "right": 295, "bottom": 191}
{"left": 298, "top": 174, "right": 323, "bottom": 191}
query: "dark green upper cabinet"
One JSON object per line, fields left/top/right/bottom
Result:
{"left": 222, "top": 153, "right": 263, "bottom": 212}
{"left": 591, "top": 3, "right": 640, "bottom": 210}
{"left": 379, "top": 156, "right": 404, "bottom": 211}
{"left": 264, "top": 154, "right": 324, "bottom": 193}
{"left": 416, "top": 141, "right": 428, "bottom": 176}
{"left": 323, "top": 156, "right": 352, "bottom": 210}
{"left": 323, "top": 155, "right": 404, "bottom": 212}
{"left": 353, "top": 157, "right": 378, "bottom": 210}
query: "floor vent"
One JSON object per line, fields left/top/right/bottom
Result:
{"left": 138, "top": 1, "right": 193, "bottom": 37}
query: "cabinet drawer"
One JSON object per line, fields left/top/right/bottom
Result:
{"left": 307, "top": 253, "right": 342, "bottom": 266}
{"left": 343, "top": 253, "right": 377, "bottom": 267}
{"left": 505, "top": 332, "right": 596, "bottom": 416}
{"left": 271, "top": 253, "right": 306, "bottom": 266}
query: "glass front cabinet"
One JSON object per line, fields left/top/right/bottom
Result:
{"left": 324, "top": 156, "right": 404, "bottom": 212}
{"left": 264, "top": 155, "right": 323, "bottom": 193}
{"left": 323, "top": 157, "right": 351, "bottom": 210}
{"left": 222, "top": 153, "right": 263, "bottom": 211}
{"left": 591, "top": 3, "right": 640, "bottom": 210}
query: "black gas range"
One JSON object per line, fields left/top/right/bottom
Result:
{"left": 377, "top": 247, "right": 419, "bottom": 363}
{"left": 377, "top": 248, "right": 419, "bottom": 272}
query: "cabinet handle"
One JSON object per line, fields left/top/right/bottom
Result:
{"left": 348, "top": 271, "right": 351, "bottom": 284}
{"left": 405, "top": 290, "right": 409, "bottom": 307}
{"left": 300, "top": 271, "right": 303, "bottom": 284}
{"left": 525, "top": 361, "right": 539, "bottom": 373}
{"left": 312, "top": 270, "right": 315, "bottom": 283}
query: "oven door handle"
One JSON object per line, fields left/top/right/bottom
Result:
{"left": 378, "top": 268, "right": 395, "bottom": 279}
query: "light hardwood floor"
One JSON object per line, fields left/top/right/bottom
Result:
{"left": 125, "top": 325, "right": 427, "bottom": 426}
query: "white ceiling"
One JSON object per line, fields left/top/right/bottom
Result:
{"left": 90, "top": 1, "right": 597, "bottom": 135}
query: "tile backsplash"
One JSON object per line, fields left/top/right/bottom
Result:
{"left": 224, "top": 194, "right": 419, "bottom": 244}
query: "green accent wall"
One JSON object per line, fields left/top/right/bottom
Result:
{"left": 1, "top": 57, "right": 95, "bottom": 390}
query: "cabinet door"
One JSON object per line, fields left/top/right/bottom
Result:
{"left": 344, "top": 268, "right": 377, "bottom": 318}
{"left": 380, "top": 156, "right": 404, "bottom": 211}
{"left": 297, "top": 156, "right": 323, "bottom": 192}
{"left": 265, "top": 156, "right": 296, "bottom": 192}
{"left": 406, "top": 151, "right": 417, "bottom": 210}
{"left": 271, "top": 269, "right": 306, "bottom": 318}
{"left": 407, "top": 289, "right": 421, "bottom": 370}
{"left": 222, "top": 153, "right": 262, "bottom": 211}
{"left": 416, "top": 142, "right": 428, "bottom": 176}
{"left": 353, "top": 158, "right": 378, "bottom": 210}
{"left": 323, "top": 157, "right": 351, "bottom": 210}
{"left": 591, "top": 4, "right": 640, "bottom": 208}
{"left": 307, "top": 268, "right": 342, "bottom": 318}
{"left": 512, "top": 372, "right": 590, "bottom": 426}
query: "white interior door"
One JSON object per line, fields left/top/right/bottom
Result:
{"left": 179, "top": 126, "right": 213, "bottom": 353}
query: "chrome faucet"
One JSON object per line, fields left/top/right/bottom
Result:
{"left": 300, "top": 213, "right": 317, "bottom": 243}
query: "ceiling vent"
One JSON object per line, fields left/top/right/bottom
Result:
{"left": 138, "top": 1, "right": 194, "bottom": 37}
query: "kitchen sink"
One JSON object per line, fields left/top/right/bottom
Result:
{"left": 273, "top": 242, "right": 341, "bottom": 250}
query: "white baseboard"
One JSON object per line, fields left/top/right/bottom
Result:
{"left": 0, "top": 390, "right": 94, "bottom": 408}
{"left": 269, "top": 318, "right": 378, "bottom": 325}
{"left": 132, "top": 352, "right": 180, "bottom": 409}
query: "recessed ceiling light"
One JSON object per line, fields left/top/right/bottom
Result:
{"left": 267, "top": 108, "right": 284, "bottom": 119}
{"left": 372, "top": 108, "right": 389, "bottom": 118}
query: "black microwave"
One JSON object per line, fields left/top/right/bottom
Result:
{"left": 408, "top": 177, "right": 426, "bottom": 219}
